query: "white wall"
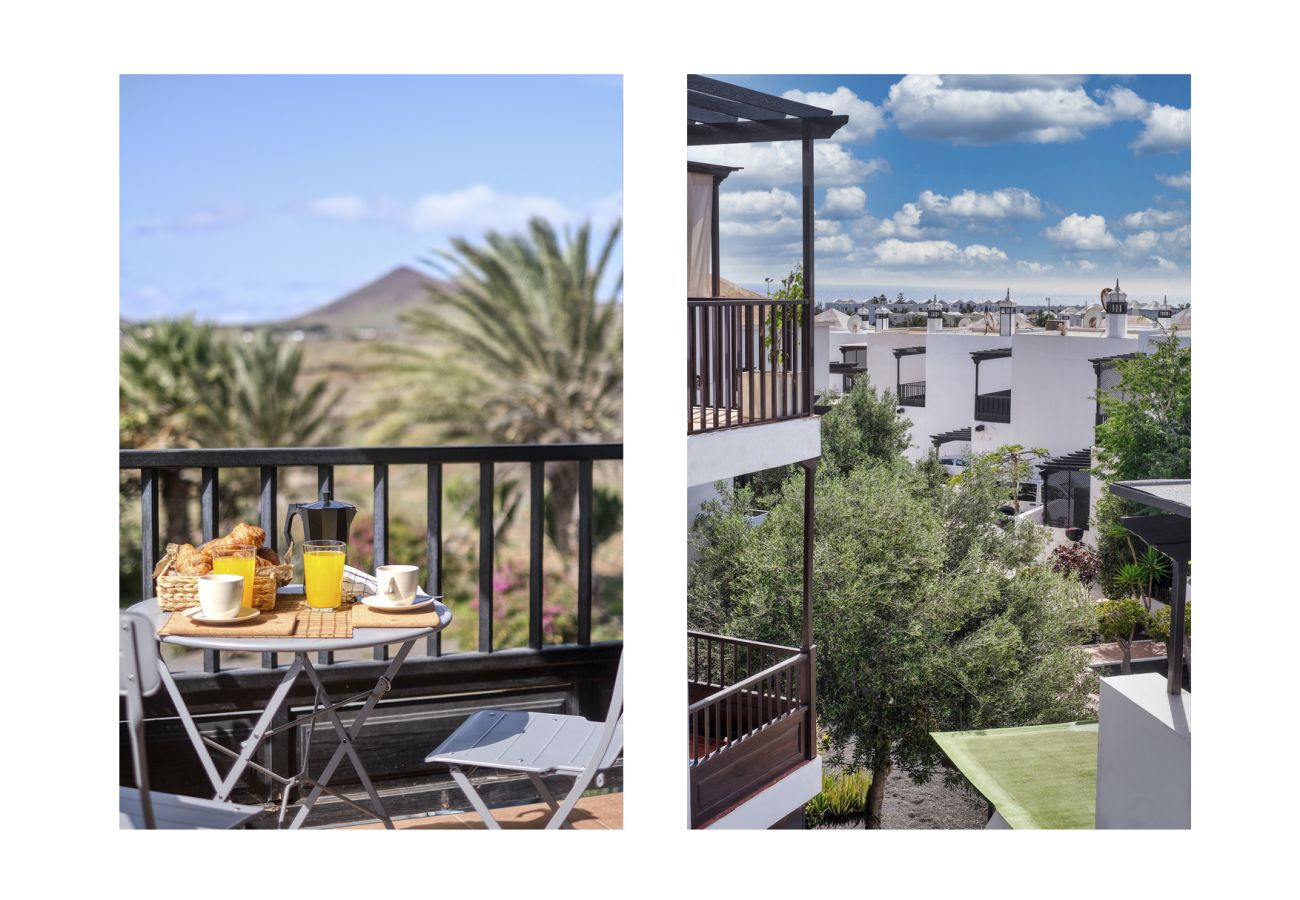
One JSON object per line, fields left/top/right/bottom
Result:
{"left": 813, "top": 323, "right": 831, "bottom": 394}
{"left": 1009, "top": 331, "right": 1139, "bottom": 459}
{"left": 687, "top": 417, "right": 821, "bottom": 488}
{"left": 927, "top": 333, "right": 1013, "bottom": 462}
{"left": 1095, "top": 673, "right": 1191, "bottom": 829}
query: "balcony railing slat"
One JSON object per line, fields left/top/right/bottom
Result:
{"left": 478, "top": 462, "right": 494, "bottom": 654}
{"left": 200, "top": 468, "right": 222, "bottom": 673}
{"left": 372, "top": 463, "right": 391, "bottom": 662}
{"left": 140, "top": 468, "right": 159, "bottom": 609}
{"left": 200, "top": 467, "right": 219, "bottom": 543}
{"left": 318, "top": 466, "right": 336, "bottom": 667}
{"left": 427, "top": 463, "right": 443, "bottom": 658}
{"left": 529, "top": 460, "right": 544, "bottom": 651}
{"left": 259, "top": 466, "right": 279, "bottom": 670}
{"left": 578, "top": 459, "right": 593, "bottom": 646}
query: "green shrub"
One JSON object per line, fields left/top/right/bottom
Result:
{"left": 805, "top": 769, "right": 873, "bottom": 827}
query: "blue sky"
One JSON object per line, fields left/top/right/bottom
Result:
{"left": 121, "top": 75, "right": 623, "bottom": 322}
{"left": 691, "top": 74, "right": 1190, "bottom": 305}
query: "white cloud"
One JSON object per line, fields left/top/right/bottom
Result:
{"left": 691, "top": 142, "right": 888, "bottom": 187}
{"left": 1122, "top": 224, "right": 1189, "bottom": 259}
{"left": 1157, "top": 170, "right": 1191, "bottom": 189}
{"left": 1067, "top": 259, "right": 1099, "bottom": 272}
{"left": 305, "top": 195, "right": 370, "bottom": 222}
{"left": 1018, "top": 261, "right": 1054, "bottom": 273}
{"left": 1122, "top": 207, "right": 1188, "bottom": 230}
{"left": 886, "top": 75, "right": 1145, "bottom": 145}
{"left": 721, "top": 188, "right": 800, "bottom": 219}
{"left": 136, "top": 203, "right": 250, "bottom": 236}
{"left": 884, "top": 76, "right": 1188, "bottom": 157}
{"left": 408, "top": 185, "right": 568, "bottom": 231}
{"left": 940, "top": 75, "right": 1089, "bottom": 91}
{"left": 300, "top": 184, "right": 599, "bottom": 235}
{"left": 872, "top": 238, "right": 1007, "bottom": 267}
{"left": 870, "top": 203, "right": 930, "bottom": 240}
{"left": 782, "top": 86, "right": 887, "bottom": 143}
{"left": 1132, "top": 104, "right": 1191, "bottom": 155}
{"left": 1044, "top": 213, "right": 1119, "bottom": 250}
{"left": 822, "top": 186, "right": 867, "bottom": 218}
{"left": 816, "top": 234, "right": 854, "bottom": 254}
{"left": 917, "top": 187, "right": 1043, "bottom": 222}
{"left": 1153, "top": 256, "right": 1180, "bottom": 271}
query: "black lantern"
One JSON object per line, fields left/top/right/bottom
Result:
{"left": 1157, "top": 295, "right": 1173, "bottom": 319}
{"left": 1104, "top": 279, "right": 1128, "bottom": 314}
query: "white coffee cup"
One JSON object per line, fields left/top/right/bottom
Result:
{"left": 198, "top": 573, "right": 245, "bottom": 619}
{"left": 376, "top": 565, "right": 419, "bottom": 605}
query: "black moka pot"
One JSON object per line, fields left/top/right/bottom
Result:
{"left": 284, "top": 490, "right": 357, "bottom": 551}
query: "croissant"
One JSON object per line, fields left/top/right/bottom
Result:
{"left": 175, "top": 544, "right": 213, "bottom": 575}
{"left": 229, "top": 522, "right": 267, "bottom": 548}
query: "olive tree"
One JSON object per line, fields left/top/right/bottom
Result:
{"left": 689, "top": 458, "right": 1095, "bottom": 828}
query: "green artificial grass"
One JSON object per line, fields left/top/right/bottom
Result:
{"left": 930, "top": 721, "right": 1099, "bottom": 829}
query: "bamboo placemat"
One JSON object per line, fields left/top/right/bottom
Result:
{"left": 351, "top": 602, "right": 445, "bottom": 629}
{"left": 158, "top": 595, "right": 302, "bottom": 638}
{"left": 295, "top": 603, "right": 354, "bottom": 639}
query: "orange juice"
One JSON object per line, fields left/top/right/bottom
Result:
{"left": 212, "top": 554, "right": 256, "bottom": 606}
{"left": 304, "top": 549, "right": 345, "bottom": 609}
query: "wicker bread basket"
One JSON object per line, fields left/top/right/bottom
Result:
{"left": 153, "top": 542, "right": 292, "bottom": 611}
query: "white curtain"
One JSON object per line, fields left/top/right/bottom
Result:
{"left": 687, "top": 173, "right": 713, "bottom": 297}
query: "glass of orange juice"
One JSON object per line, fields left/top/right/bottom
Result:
{"left": 303, "top": 539, "right": 346, "bottom": 611}
{"left": 212, "top": 544, "right": 257, "bottom": 607}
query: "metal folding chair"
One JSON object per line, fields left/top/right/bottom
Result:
{"left": 118, "top": 610, "right": 261, "bottom": 830}
{"left": 425, "top": 652, "right": 623, "bottom": 829}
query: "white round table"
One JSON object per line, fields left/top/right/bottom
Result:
{"left": 129, "top": 591, "right": 452, "bottom": 829}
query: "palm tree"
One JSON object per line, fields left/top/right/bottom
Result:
{"left": 369, "top": 217, "right": 622, "bottom": 555}
{"left": 121, "top": 321, "right": 339, "bottom": 540}
{"left": 218, "top": 330, "right": 339, "bottom": 448}
{"left": 120, "top": 318, "right": 230, "bottom": 542}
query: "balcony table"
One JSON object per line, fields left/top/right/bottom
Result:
{"left": 127, "top": 586, "right": 451, "bottom": 829}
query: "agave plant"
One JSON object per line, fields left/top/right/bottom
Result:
{"left": 1113, "top": 562, "right": 1149, "bottom": 609}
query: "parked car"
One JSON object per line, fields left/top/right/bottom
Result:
{"left": 938, "top": 456, "right": 968, "bottom": 477}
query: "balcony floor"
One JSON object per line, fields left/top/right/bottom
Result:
{"left": 691, "top": 405, "right": 753, "bottom": 430}
{"left": 338, "top": 792, "right": 623, "bottom": 830}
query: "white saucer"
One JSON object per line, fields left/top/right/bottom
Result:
{"left": 185, "top": 607, "right": 261, "bottom": 625}
{"left": 357, "top": 592, "right": 440, "bottom": 612}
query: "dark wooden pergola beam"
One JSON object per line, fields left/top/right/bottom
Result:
{"left": 687, "top": 89, "right": 791, "bottom": 123}
{"left": 688, "top": 115, "right": 848, "bottom": 146}
{"left": 688, "top": 74, "right": 833, "bottom": 118}
{"left": 687, "top": 105, "right": 738, "bottom": 125}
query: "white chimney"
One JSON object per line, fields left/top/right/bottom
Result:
{"left": 875, "top": 309, "right": 890, "bottom": 332}
{"left": 998, "top": 289, "right": 1016, "bottom": 337}
{"left": 1103, "top": 279, "right": 1128, "bottom": 338}
{"left": 926, "top": 295, "right": 944, "bottom": 333}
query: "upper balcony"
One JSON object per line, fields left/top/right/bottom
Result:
{"left": 688, "top": 296, "right": 813, "bottom": 434}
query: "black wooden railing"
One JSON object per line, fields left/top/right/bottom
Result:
{"left": 898, "top": 381, "right": 926, "bottom": 407}
{"left": 687, "top": 631, "right": 814, "bottom": 827}
{"left": 120, "top": 444, "right": 621, "bottom": 671}
{"left": 688, "top": 297, "right": 813, "bottom": 434}
{"left": 975, "top": 390, "right": 1012, "bottom": 423}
